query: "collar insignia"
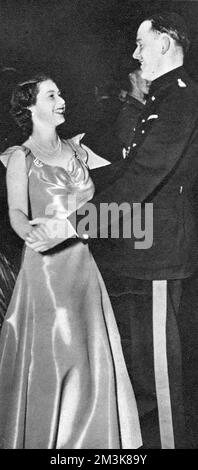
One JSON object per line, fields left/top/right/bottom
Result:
{"left": 177, "top": 78, "right": 187, "bottom": 87}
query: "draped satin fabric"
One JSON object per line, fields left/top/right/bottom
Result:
{"left": 0, "top": 253, "right": 16, "bottom": 330}
{"left": 0, "top": 147, "right": 142, "bottom": 449}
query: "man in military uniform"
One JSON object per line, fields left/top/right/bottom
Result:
{"left": 115, "top": 67, "right": 150, "bottom": 158}
{"left": 84, "top": 12, "right": 198, "bottom": 448}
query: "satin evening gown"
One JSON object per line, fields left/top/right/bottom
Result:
{"left": 0, "top": 145, "right": 141, "bottom": 449}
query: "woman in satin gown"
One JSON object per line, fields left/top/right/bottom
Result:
{"left": 0, "top": 162, "right": 22, "bottom": 331}
{"left": 0, "top": 75, "right": 141, "bottom": 449}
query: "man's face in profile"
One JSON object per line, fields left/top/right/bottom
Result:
{"left": 133, "top": 20, "right": 163, "bottom": 81}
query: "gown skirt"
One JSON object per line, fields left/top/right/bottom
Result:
{"left": 0, "top": 241, "right": 141, "bottom": 449}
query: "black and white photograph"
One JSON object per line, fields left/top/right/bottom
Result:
{"left": 0, "top": 0, "right": 198, "bottom": 460}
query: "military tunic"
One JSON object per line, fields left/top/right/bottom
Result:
{"left": 86, "top": 66, "right": 198, "bottom": 448}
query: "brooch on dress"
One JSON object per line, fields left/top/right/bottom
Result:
{"left": 34, "top": 158, "right": 44, "bottom": 167}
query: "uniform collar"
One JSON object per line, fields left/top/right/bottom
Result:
{"left": 126, "top": 95, "right": 145, "bottom": 109}
{"left": 149, "top": 66, "right": 186, "bottom": 95}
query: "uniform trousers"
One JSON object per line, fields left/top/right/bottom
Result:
{"left": 110, "top": 277, "right": 198, "bottom": 449}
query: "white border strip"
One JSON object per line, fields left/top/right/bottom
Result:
{"left": 152, "top": 280, "right": 175, "bottom": 449}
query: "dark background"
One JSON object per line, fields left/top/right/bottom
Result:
{"left": 0, "top": 0, "right": 198, "bottom": 101}
{"left": 0, "top": 1, "right": 197, "bottom": 166}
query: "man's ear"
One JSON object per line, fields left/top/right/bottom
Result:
{"left": 161, "top": 34, "right": 171, "bottom": 55}
{"left": 129, "top": 73, "right": 136, "bottom": 87}
{"left": 27, "top": 105, "right": 35, "bottom": 117}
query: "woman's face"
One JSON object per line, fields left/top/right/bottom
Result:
{"left": 30, "top": 79, "right": 65, "bottom": 128}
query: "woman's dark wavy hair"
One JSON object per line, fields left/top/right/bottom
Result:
{"left": 10, "top": 74, "right": 52, "bottom": 137}
{"left": 147, "top": 12, "right": 190, "bottom": 54}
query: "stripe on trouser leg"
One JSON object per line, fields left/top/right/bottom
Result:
{"left": 152, "top": 280, "right": 175, "bottom": 449}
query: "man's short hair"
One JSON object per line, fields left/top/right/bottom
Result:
{"left": 147, "top": 12, "right": 190, "bottom": 54}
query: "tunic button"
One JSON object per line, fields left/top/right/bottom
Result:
{"left": 142, "top": 119, "right": 145, "bottom": 123}
{"left": 142, "top": 130, "right": 145, "bottom": 134}
{"left": 151, "top": 96, "right": 155, "bottom": 101}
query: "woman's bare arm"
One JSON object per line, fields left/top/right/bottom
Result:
{"left": 6, "top": 149, "right": 32, "bottom": 240}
